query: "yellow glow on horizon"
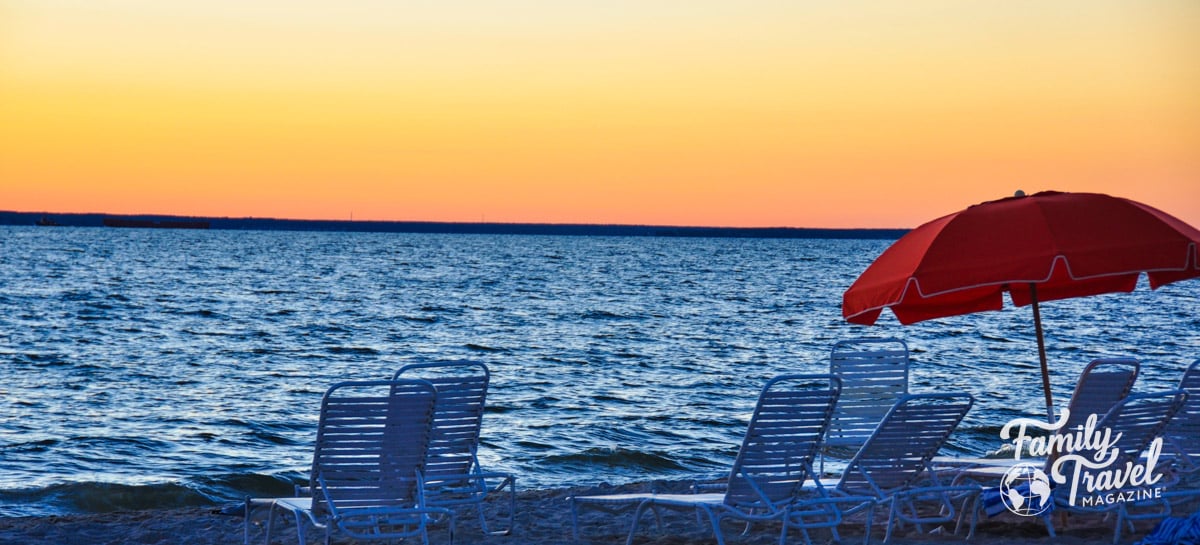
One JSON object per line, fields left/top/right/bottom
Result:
{"left": 2, "top": 0, "right": 1198, "bottom": 228}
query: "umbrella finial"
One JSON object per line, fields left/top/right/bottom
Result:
{"left": 1014, "top": 189, "right": 1026, "bottom": 197}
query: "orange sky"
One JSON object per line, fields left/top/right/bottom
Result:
{"left": 2, "top": 1, "right": 1198, "bottom": 228}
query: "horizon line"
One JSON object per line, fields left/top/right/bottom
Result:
{"left": 1, "top": 209, "right": 913, "bottom": 233}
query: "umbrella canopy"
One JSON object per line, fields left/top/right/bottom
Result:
{"left": 842, "top": 190, "right": 1200, "bottom": 418}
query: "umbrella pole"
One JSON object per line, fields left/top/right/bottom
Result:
{"left": 1030, "top": 283, "right": 1054, "bottom": 422}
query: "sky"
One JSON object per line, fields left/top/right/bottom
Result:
{"left": 2, "top": 1, "right": 1198, "bottom": 228}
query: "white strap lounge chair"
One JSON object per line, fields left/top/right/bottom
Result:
{"left": 822, "top": 338, "right": 909, "bottom": 472}
{"left": 935, "top": 357, "right": 1139, "bottom": 470}
{"left": 1057, "top": 358, "right": 1140, "bottom": 432}
{"left": 795, "top": 392, "right": 978, "bottom": 544}
{"left": 393, "top": 361, "right": 516, "bottom": 535}
{"left": 1163, "top": 360, "right": 1200, "bottom": 475}
{"left": 245, "top": 379, "right": 453, "bottom": 545}
{"left": 1158, "top": 360, "right": 1200, "bottom": 521}
{"left": 569, "top": 374, "right": 842, "bottom": 545}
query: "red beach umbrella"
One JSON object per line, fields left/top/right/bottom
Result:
{"left": 842, "top": 190, "right": 1200, "bottom": 419}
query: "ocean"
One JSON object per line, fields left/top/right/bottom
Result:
{"left": 1, "top": 226, "right": 1197, "bottom": 517}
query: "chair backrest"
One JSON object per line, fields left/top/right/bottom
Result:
{"left": 393, "top": 361, "right": 490, "bottom": 479}
{"left": 837, "top": 393, "right": 974, "bottom": 497}
{"left": 1052, "top": 389, "right": 1187, "bottom": 500}
{"left": 826, "top": 338, "right": 909, "bottom": 450}
{"left": 1058, "top": 358, "right": 1139, "bottom": 433}
{"left": 1164, "top": 360, "right": 1200, "bottom": 467}
{"left": 723, "top": 374, "right": 841, "bottom": 509}
{"left": 309, "top": 379, "right": 438, "bottom": 519}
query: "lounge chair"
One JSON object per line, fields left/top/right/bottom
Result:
{"left": 792, "top": 392, "right": 979, "bottom": 544}
{"left": 934, "top": 358, "right": 1139, "bottom": 470}
{"left": 1163, "top": 360, "right": 1200, "bottom": 475}
{"left": 569, "top": 374, "right": 842, "bottom": 545}
{"left": 393, "top": 361, "right": 516, "bottom": 535}
{"left": 822, "top": 339, "right": 910, "bottom": 472}
{"left": 246, "top": 379, "right": 453, "bottom": 545}
{"left": 1056, "top": 358, "right": 1140, "bottom": 433}
{"left": 1161, "top": 360, "right": 1200, "bottom": 516}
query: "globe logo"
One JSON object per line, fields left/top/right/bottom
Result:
{"left": 1001, "top": 463, "right": 1053, "bottom": 516}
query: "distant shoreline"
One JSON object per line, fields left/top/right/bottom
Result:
{"left": 1, "top": 211, "right": 908, "bottom": 239}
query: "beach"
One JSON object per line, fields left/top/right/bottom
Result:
{"left": 0, "top": 480, "right": 1168, "bottom": 545}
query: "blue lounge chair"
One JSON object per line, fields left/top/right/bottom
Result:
{"left": 822, "top": 338, "right": 910, "bottom": 472}
{"left": 793, "top": 392, "right": 978, "bottom": 544}
{"left": 1163, "top": 360, "right": 1200, "bottom": 475}
{"left": 393, "top": 361, "right": 516, "bottom": 535}
{"left": 1058, "top": 358, "right": 1141, "bottom": 433}
{"left": 935, "top": 358, "right": 1139, "bottom": 470}
{"left": 569, "top": 374, "right": 842, "bottom": 545}
{"left": 249, "top": 379, "right": 453, "bottom": 545}
{"left": 1156, "top": 360, "right": 1200, "bottom": 528}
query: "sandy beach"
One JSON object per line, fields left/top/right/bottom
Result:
{"left": 0, "top": 480, "right": 1168, "bottom": 545}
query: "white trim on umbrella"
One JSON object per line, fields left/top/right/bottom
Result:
{"left": 844, "top": 247, "right": 1199, "bottom": 324}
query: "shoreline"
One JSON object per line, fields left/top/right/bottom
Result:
{"left": 0, "top": 480, "right": 1162, "bottom": 545}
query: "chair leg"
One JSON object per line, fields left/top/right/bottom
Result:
{"left": 1041, "top": 510, "right": 1057, "bottom": 538}
{"left": 952, "top": 492, "right": 979, "bottom": 539}
{"left": 626, "top": 501, "right": 654, "bottom": 545}
{"left": 478, "top": 478, "right": 516, "bottom": 535}
{"left": 244, "top": 500, "right": 257, "bottom": 545}
{"left": 701, "top": 506, "right": 727, "bottom": 545}
{"left": 883, "top": 502, "right": 898, "bottom": 544}
{"left": 477, "top": 502, "right": 490, "bottom": 535}
{"left": 863, "top": 503, "right": 876, "bottom": 545}
{"left": 505, "top": 479, "right": 517, "bottom": 535}
{"left": 264, "top": 505, "right": 277, "bottom": 545}
{"left": 293, "top": 510, "right": 307, "bottom": 545}
{"left": 966, "top": 494, "right": 980, "bottom": 540}
{"left": 781, "top": 517, "right": 815, "bottom": 545}
{"left": 243, "top": 501, "right": 250, "bottom": 545}
{"left": 800, "top": 525, "right": 815, "bottom": 545}
{"left": 569, "top": 499, "right": 582, "bottom": 542}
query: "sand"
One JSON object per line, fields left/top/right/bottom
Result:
{"left": 0, "top": 481, "right": 1166, "bottom": 545}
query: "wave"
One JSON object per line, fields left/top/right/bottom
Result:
{"left": 0, "top": 474, "right": 299, "bottom": 517}
{"left": 543, "top": 448, "right": 687, "bottom": 472}
{"left": 325, "top": 346, "right": 380, "bottom": 356}
{"left": 578, "top": 310, "right": 629, "bottom": 321}
{"left": 0, "top": 483, "right": 212, "bottom": 517}
{"left": 402, "top": 315, "right": 439, "bottom": 323}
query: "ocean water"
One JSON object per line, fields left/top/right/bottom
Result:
{"left": 1, "top": 225, "right": 1197, "bottom": 517}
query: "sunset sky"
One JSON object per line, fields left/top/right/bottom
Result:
{"left": 2, "top": 1, "right": 1197, "bottom": 228}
